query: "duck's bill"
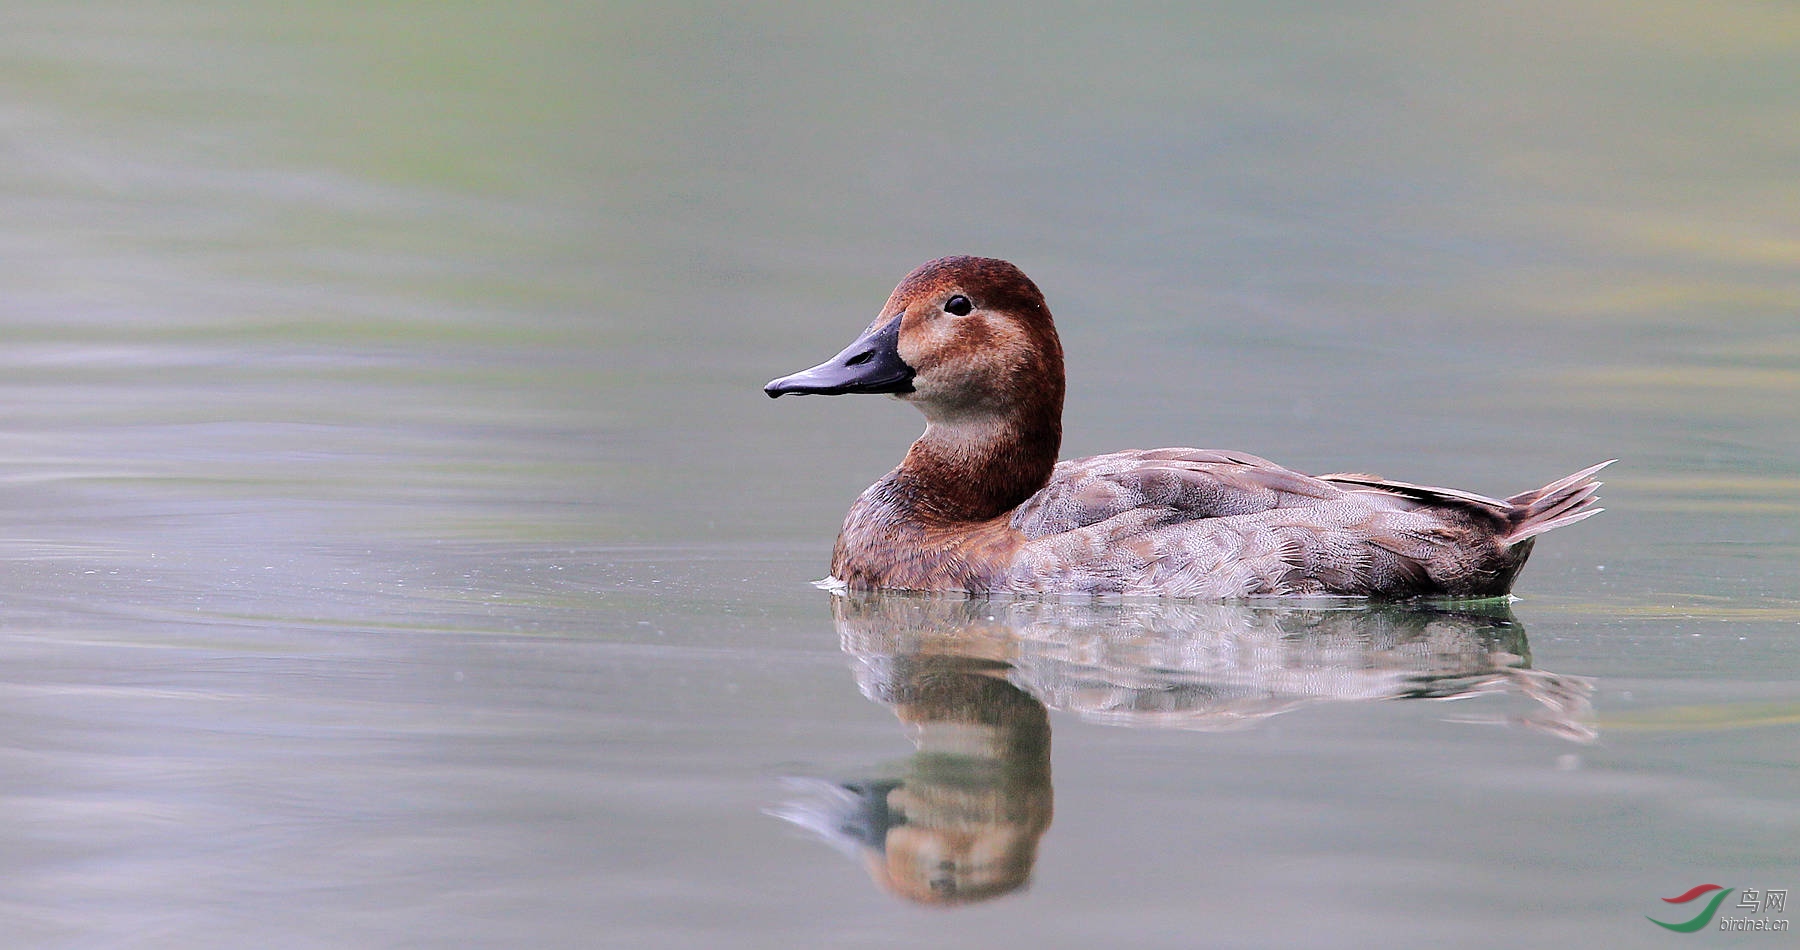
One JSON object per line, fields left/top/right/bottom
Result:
{"left": 764, "top": 314, "right": 916, "bottom": 397}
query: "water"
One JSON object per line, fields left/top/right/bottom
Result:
{"left": 2, "top": 2, "right": 1796, "bottom": 947}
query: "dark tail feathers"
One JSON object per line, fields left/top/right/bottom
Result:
{"left": 1504, "top": 460, "right": 1615, "bottom": 543}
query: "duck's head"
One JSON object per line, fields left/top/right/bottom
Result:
{"left": 765, "top": 256, "right": 1064, "bottom": 426}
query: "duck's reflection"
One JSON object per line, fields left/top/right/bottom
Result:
{"left": 777, "top": 648, "right": 1053, "bottom": 904}
{"left": 775, "top": 594, "right": 1593, "bottom": 904}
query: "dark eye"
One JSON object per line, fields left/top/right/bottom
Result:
{"left": 944, "top": 295, "right": 972, "bottom": 316}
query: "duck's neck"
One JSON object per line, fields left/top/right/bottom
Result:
{"left": 891, "top": 407, "right": 1062, "bottom": 524}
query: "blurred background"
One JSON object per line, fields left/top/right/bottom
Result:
{"left": 1, "top": 2, "right": 1795, "bottom": 947}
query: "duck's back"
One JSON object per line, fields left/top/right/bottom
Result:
{"left": 1005, "top": 450, "right": 1606, "bottom": 599}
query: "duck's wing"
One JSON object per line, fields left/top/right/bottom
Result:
{"left": 1005, "top": 450, "right": 1533, "bottom": 598}
{"left": 1312, "top": 472, "right": 1510, "bottom": 515}
{"left": 1009, "top": 448, "right": 1353, "bottom": 539}
{"left": 1007, "top": 454, "right": 1607, "bottom": 598}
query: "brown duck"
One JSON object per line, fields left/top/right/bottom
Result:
{"left": 766, "top": 256, "right": 1610, "bottom": 599}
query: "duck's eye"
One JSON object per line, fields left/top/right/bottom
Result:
{"left": 944, "top": 295, "right": 972, "bottom": 316}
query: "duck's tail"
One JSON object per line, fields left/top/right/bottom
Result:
{"left": 1503, "top": 460, "right": 1615, "bottom": 543}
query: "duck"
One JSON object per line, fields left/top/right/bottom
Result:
{"left": 765, "top": 256, "right": 1611, "bottom": 599}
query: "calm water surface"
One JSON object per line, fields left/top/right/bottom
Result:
{"left": 2, "top": 3, "right": 1797, "bottom": 948}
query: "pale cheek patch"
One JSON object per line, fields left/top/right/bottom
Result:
{"left": 904, "top": 317, "right": 1036, "bottom": 410}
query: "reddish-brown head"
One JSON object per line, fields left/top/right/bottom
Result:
{"left": 768, "top": 257, "right": 1068, "bottom": 524}
{"left": 880, "top": 256, "right": 1064, "bottom": 426}
{"left": 766, "top": 256, "right": 1065, "bottom": 428}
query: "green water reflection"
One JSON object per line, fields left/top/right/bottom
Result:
{"left": 779, "top": 595, "right": 1595, "bottom": 904}
{"left": 0, "top": 1, "right": 1795, "bottom": 947}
